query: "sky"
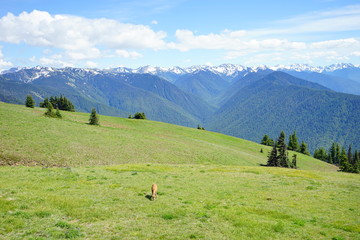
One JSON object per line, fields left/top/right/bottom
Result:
{"left": 0, "top": 0, "right": 359, "bottom": 70}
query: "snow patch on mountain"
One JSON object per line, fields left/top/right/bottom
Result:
{"left": 2, "top": 63, "right": 359, "bottom": 83}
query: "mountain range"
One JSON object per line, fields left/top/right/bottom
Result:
{"left": 1, "top": 63, "right": 359, "bottom": 152}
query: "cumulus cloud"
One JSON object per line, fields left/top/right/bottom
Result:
{"left": 0, "top": 10, "right": 167, "bottom": 61}
{"left": 0, "top": 47, "right": 13, "bottom": 71}
{"left": 0, "top": 6, "right": 359, "bottom": 67}
{"left": 171, "top": 29, "right": 307, "bottom": 52}
{"left": 115, "top": 50, "right": 143, "bottom": 59}
{"left": 310, "top": 38, "right": 360, "bottom": 49}
{"left": 39, "top": 55, "right": 74, "bottom": 67}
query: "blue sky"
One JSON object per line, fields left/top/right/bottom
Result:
{"left": 0, "top": 0, "right": 359, "bottom": 69}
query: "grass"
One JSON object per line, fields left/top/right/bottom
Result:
{"left": 1, "top": 102, "right": 358, "bottom": 239}
{"left": 0, "top": 102, "right": 337, "bottom": 171}
{"left": 0, "top": 164, "right": 359, "bottom": 239}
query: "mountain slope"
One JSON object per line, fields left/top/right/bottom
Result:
{"left": 283, "top": 71, "right": 360, "bottom": 95}
{"left": 174, "top": 70, "right": 230, "bottom": 105}
{"left": 208, "top": 71, "right": 360, "bottom": 152}
{"left": 120, "top": 73, "right": 215, "bottom": 121}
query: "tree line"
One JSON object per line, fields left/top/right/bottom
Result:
{"left": 26, "top": 94, "right": 75, "bottom": 112}
{"left": 314, "top": 143, "right": 360, "bottom": 173}
{"left": 261, "top": 131, "right": 310, "bottom": 155}
{"left": 40, "top": 95, "right": 75, "bottom": 112}
{"left": 261, "top": 131, "right": 359, "bottom": 174}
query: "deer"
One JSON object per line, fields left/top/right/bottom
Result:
{"left": 151, "top": 184, "right": 158, "bottom": 201}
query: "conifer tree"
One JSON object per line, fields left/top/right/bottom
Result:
{"left": 347, "top": 145, "right": 353, "bottom": 165}
{"left": 261, "top": 134, "right": 269, "bottom": 145}
{"left": 288, "top": 131, "right": 299, "bottom": 151}
{"left": 134, "top": 112, "right": 146, "bottom": 119}
{"left": 261, "top": 134, "right": 274, "bottom": 146}
{"left": 40, "top": 97, "right": 50, "bottom": 108}
{"left": 44, "top": 102, "right": 55, "bottom": 117}
{"left": 25, "top": 95, "right": 35, "bottom": 108}
{"left": 313, "top": 147, "right": 327, "bottom": 161}
{"left": 335, "top": 144, "right": 341, "bottom": 164}
{"left": 89, "top": 108, "right": 99, "bottom": 125}
{"left": 267, "top": 143, "right": 278, "bottom": 167}
{"left": 277, "top": 131, "right": 290, "bottom": 167}
{"left": 339, "top": 147, "right": 352, "bottom": 172}
{"left": 300, "top": 141, "right": 310, "bottom": 155}
{"left": 266, "top": 131, "right": 294, "bottom": 168}
{"left": 354, "top": 151, "right": 360, "bottom": 173}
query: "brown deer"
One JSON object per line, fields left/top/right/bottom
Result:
{"left": 151, "top": 184, "right": 158, "bottom": 201}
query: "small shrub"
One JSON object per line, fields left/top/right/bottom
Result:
{"left": 132, "top": 112, "right": 146, "bottom": 119}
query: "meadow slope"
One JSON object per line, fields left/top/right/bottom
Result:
{"left": 0, "top": 102, "right": 337, "bottom": 171}
{"left": 1, "top": 102, "right": 359, "bottom": 240}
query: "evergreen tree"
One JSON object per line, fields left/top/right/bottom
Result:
{"left": 25, "top": 95, "right": 35, "bottom": 108}
{"left": 267, "top": 143, "right": 278, "bottom": 167}
{"left": 277, "top": 131, "right": 290, "bottom": 167}
{"left": 39, "top": 95, "right": 75, "bottom": 112}
{"left": 313, "top": 147, "right": 328, "bottom": 162}
{"left": 328, "top": 143, "right": 337, "bottom": 164}
{"left": 134, "top": 112, "right": 146, "bottom": 119}
{"left": 354, "top": 151, "right": 360, "bottom": 173}
{"left": 339, "top": 147, "right": 352, "bottom": 172}
{"left": 261, "top": 134, "right": 269, "bottom": 145}
{"left": 347, "top": 145, "right": 353, "bottom": 165}
{"left": 335, "top": 144, "right": 341, "bottom": 165}
{"left": 40, "top": 97, "right": 50, "bottom": 108}
{"left": 261, "top": 134, "right": 274, "bottom": 146}
{"left": 89, "top": 108, "right": 99, "bottom": 125}
{"left": 300, "top": 141, "right": 310, "bottom": 155}
{"left": 44, "top": 102, "right": 56, "bottom": 118}
{"left": 288, "top": 131, "right": 299, "bottom": 152}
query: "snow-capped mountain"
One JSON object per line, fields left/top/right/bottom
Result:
{"left": 2, "top": 63, "right": 359, "bottom": 84}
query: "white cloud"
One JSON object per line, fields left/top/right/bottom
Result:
{"left": 0, "top": 47, "right": 13, "bottom": 71}
{"left": 270, "top": 4, "right": 360, "bottom": 35}
{"left": 85, "top": 61, "right": 98, "bottom": 68}
{"left": 171, "top": 29, "right": 307, "bottom": 52}
{"left": 39, "top": 55, "right": 74, "bottom": 67}
{"left": 151, "top": 20, "right": 158, "bottom": 25}
{"left": 0, "top": 10, "right": 167, "bottom": 61}
{"left": 115, "top": 50, "right": 143, "bottom": 59}
{"left": 310, "top": 38, "right": 360, "bottom": 49}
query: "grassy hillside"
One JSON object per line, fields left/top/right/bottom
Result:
{"left": 1, "top": 102, "right": 359, "bottom": 240}
{"left": 0, "top": 102, "right": 336, "bottom": 171}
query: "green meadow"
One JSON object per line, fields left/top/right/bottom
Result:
{"left": 0, "top": 102, "right": 359, "bottom": 239}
